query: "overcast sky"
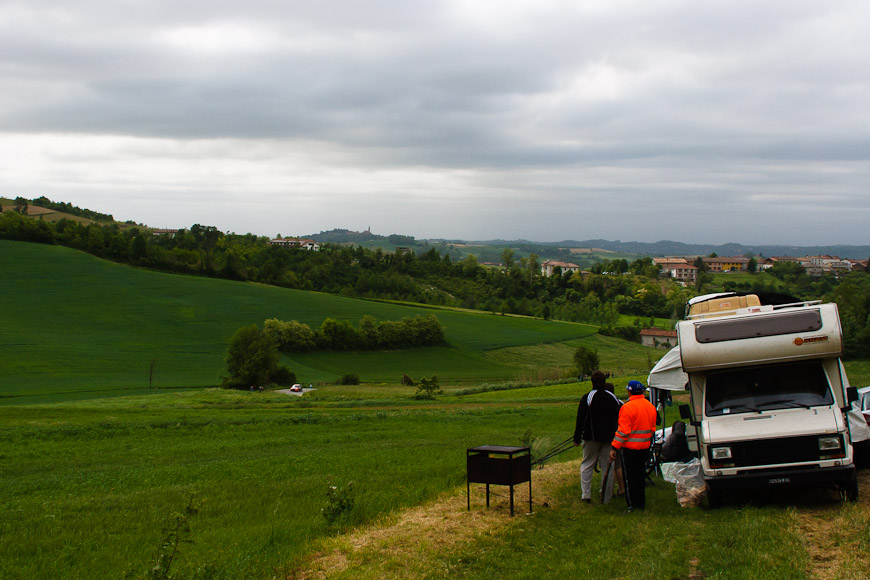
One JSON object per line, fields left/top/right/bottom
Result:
{"left": 2, "top": 1, "right": 869, "bottom": 245}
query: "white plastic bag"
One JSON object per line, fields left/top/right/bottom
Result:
{"left": 672, "top": 458, "right": 706, "bottom": 507}
{"left": 660, "top": 462, "right": 680, "bottom": 483}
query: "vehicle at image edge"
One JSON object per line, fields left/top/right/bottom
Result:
{"left": 668, "top": 293, "right": 859, "bottom": 507}
{"left": 859, "top": 386, "right": 870, "bottom": 426}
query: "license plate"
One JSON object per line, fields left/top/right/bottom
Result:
{"left": 768, "top": 477, "right": 790, "bottom": 484}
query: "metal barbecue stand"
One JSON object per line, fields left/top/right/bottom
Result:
{"left": 466, "top": 445, "right": 531, "bottom": 516}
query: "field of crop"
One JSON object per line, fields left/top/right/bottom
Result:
{"left": 0, "top": 240, "right": 614, "bottom": 403}
{"left": 3, "top": 385, "right": 868, "bottom": 580}
{"left": 0, "top": 387, "right": 579, "bottom": 580}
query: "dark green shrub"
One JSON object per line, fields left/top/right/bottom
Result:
{"left": 573, "top": 346, "right": 600, "bottom": 377}
{"left": 223, "top": 325, "right": 279, "bottom": 389}
{"left": 338, "top": 373, "right": 360, "bottom": 385}
{"left": 272, "top": 366, "right": 296, "bottom": 386}
{"left": 413, "top": 375, "right": 442, "bottom": 400}
{"left": 598, "top": 325, "right": 641, "bottom": 343}
{"left": 321, "top": 481, "right": 355, "bottom": 526}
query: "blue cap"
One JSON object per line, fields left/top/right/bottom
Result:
{"left": 626, "top": 380, "right": 646, "bottom": 394}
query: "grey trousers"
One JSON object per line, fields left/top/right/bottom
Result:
{"left": 580, "top": 440, "right": 615, "bottom": 503}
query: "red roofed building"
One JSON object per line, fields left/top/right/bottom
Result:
{"left": 668, "top": 263, "right": 698, "bottom": 284}
{"left": 640, "top": 328, "right": 678, "bottom": 349}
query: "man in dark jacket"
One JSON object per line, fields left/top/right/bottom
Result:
{"left": 574, "top": 370, "right": 622, "bottom": 503}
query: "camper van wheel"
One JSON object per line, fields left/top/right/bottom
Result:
{"left": 843, "top": 478, "right": 859, "bottom": 503}
{"left": 706, "top": 484, "right": 723, "bottom": 509}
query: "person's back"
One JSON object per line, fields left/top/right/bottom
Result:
{"left": 610, "top": 380, "right": 658, "bottom": 511}
{"left": 573, "top": 371, "right": 621, "bottom": 504}
{"left": 574, "top": 383, "right": 621, "bottom": 444}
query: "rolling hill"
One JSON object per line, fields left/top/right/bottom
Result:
{"left": 0, "top": 240, "right": 602, "bottom": 402}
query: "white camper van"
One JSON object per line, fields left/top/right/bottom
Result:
{"left": 670, "top": 293, "right": 860, "bottom": 506}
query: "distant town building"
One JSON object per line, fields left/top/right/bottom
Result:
{"left": 802, "top": 257, "right": 851, "bottom": 277}
{"left": 151, "top": 228, "right": 178, "bottom": 237}
{"left": 805, "top": 255, "right": 841, "bottom": 266}
{"left": 540, "top": 260, "right": 581, "bottom": 277}
{"left": 760, "top": 255, "right": 850, "bottom": 277}
{"left": 701, "top": 256, "right": 750, "bottom": 272}
{"left": 269, "top": 237, "right": 320, "bottom": 251}
{"left": 653, "top": 257, "right": 689, "bottom": 267}
{"left": 640, "top": 328, "right": 678, "bottom": 349}
{"left": 668, "top": 263, "right": 698, "bottom": 284}
{"left": 759, "top": 256, "right": 799, "bottom": 270}
{"left": 847, "top": 259, "right": 868, "bottom": 272}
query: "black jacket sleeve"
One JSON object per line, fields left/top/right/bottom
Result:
{"left": 573, "top": 396, "right": 589, "bottom": 444}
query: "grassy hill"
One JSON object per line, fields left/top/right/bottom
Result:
{"left": 0, "top": 197, "right": 135, "bottom": 229}
{"left": 4, "top": 239, "right": 870, "bottom": 579}
{"left": 2, "top": 240, "right": 663, "bottom": 403}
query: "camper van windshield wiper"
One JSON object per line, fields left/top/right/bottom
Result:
{"left": 757, "top": 399, "right": 811, "bottom": 410}
{"left": 713, "top": 403, "right": 759, "bottom": 414}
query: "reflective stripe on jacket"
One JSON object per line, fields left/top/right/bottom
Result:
{"left": 611, "top": 394, "right": 657, "bottom": 451}
{"left": 573, "top": 388, "right": 621, "bottom": 444}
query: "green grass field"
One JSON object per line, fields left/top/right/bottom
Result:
{"left": 708, "top": 270, "right": 786, "bottom": 291}
{"left": 3, "top": 240, "right": 870, "bottom": 579}
{"left": 3, "top": 386, "right": 867, "bottom": 580}
{"left": 0, "top": 240, "right": 622, "bottom": 403}
{"left": 0, "top": 389, "right": 579, "bottom": 580}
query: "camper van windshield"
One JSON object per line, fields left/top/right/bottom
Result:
{"left": 705, "top": 361, "right": 833, "bottom": 416}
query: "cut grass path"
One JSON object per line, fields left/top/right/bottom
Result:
{"left": 288, "top": 464, "right": 870, "bottom": 580}
{"left": 291, "top": 460, "right": 581, "bottom": 580}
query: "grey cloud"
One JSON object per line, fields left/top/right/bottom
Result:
{"left": 1, "top": 0, "right": 869, "bottom": 244}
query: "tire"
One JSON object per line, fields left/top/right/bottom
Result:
{"left": 843, "top": 476, "right": 859, "bottom": 503}
{"left": 707, "top": 483, "right": 723, "bottom": 508}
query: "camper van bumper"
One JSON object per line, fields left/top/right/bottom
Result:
{"left": 705, "top": 464, "right": 856, "bottom": 493}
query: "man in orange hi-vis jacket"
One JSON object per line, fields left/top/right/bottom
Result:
{"left": 609, "top": 380, "right": 658, "bottom": 511}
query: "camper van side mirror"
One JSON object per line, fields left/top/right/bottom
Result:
{"left": 846, "top": 386, "right": 858, "bottom": 404}
{"left": 679, "top": 404, "right": 692, "bottom": 420}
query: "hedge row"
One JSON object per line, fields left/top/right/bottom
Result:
{"left": 263, "top": 314, "right": 446, "bottom": 351}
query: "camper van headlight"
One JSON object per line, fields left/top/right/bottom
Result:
{"left": 818, "top": 437, "right": 841, "bottom": 451}
{"left": 711, "top": 446, "right": 732, "bottom": 460}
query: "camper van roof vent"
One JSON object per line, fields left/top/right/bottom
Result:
{"left": 695, "top": 309, "right": 823, "bottom": 344}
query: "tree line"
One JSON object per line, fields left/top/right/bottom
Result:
{"left": 0, "top": 210, "right": 689, "bottom": 322}
{"left": 5, "top": 207, "right": 870, "bottom": 357}
{"left": 1, "top": 196, "right": 115, "bottom": 221}
{"left": 263, "top": 315, "right": 446, "bottom": 351}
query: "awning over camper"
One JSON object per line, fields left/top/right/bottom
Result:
{"left": 648, "top": 346, "right": 688, "bottom": 391}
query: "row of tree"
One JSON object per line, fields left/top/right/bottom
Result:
{"left": 1, "top": 196, "right": 115, "bottom": 221}
{"left": 263, "top": 315, "right": 446, "bottom": 351}
{"left": 6, "top": 207, "right": 870, "bottom": 357}
{"left": 0, "top": 210, "right": 689, "bottom": 322}
{"left": 222, "top": 316, "right": 445, "bottom": 389}
{"left": 30, "top": 196, "right": 115, "bottom": 221}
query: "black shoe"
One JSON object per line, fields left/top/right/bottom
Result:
{"left": 583, "top": 498, "right": 591, "bottom": 504}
